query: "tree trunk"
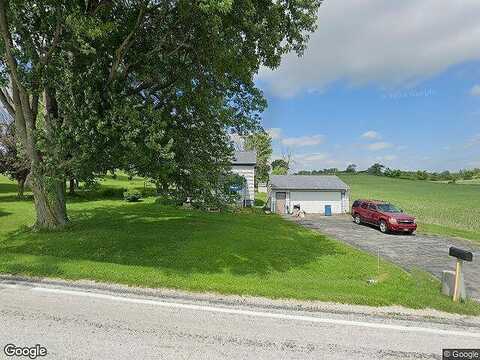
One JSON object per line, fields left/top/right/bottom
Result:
{"left": 31, "top": 172, "right": 68, "bottom": 230}
{"left": 0, "top": 3, "right": 67, "bottom": 230}
{"left": 17, "top": 178, "right": 25, "bottom": 197}
{"left": 69, "top": 178, "right": 76, "bottom": 195}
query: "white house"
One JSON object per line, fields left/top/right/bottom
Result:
{"left": 268, "top": 175, "right": 350, "bottom": 215}
{"left": 231, "top": 151, "right": 256, "bottom": 206}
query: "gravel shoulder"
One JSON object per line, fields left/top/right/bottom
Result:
{"left": 0, "top": 275, "right": 479, "bottom": 326}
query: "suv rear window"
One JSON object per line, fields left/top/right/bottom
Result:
{"left": 352, "top": 200, "right": 361, "bottom": 208}
{"left": 360, "top": 203, "right": 368, "bottom": 209}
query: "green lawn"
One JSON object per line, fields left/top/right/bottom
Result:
{"left": 0, "top": 174, "right": 479, "bottom": 314}
{"left": 339, "top": 174, "right": 480, "bottom": 243}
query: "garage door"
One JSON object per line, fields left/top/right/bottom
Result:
{"left": 289, "top": 191, "right": 342, "bottom": 214}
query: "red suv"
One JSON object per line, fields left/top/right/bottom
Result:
{"left": 351, "top": 200, "right": 417, "bottom": 234}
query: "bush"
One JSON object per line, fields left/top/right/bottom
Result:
{"left": 140, "top": 188, "right": 157, "bottom": 198}
{"left": 100, "top": 187, "right": 126, "bottom": 198}
{"left": 123, "top": 190, "right": 142, "bottom": 202}
{"left": 254, "top": 198, "right": 265, "bottom": 207}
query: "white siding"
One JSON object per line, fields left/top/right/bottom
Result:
{"left": 289, "top": 191, "right": 342, "bottom": 214}
{"left": 231, "top": 165, "right": 255, "bottom": 201}
{"left": 342, "top": 191, "right": 350, "bottom": 213}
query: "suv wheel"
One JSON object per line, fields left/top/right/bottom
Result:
{"left": 379, "top": 220, "right": 388, "bottom": 234}
{"left": 354, "top": 214, "right": 361, "bottom": 225}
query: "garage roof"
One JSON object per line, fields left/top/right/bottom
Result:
{"left": 232, "top": 151, "right": 257, "bottom": 165}
{"left": 270, "top": 175, "right": 349, "bottom": 190}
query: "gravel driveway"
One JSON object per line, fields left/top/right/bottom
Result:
{"left": 291, "top": 214, "right": 480, "bottom": 301}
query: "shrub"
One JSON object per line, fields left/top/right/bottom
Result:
{"left": 100, "top": 187, "right": 126, "bottom": 198}
{"left": 123, "top": 190, "right": 142, "bottom": 202}
{"left": 254, "top": 198, "right": 265, "bottom": 207}
{"left": 140, "top": 188, "right": 157, "bottom": 198}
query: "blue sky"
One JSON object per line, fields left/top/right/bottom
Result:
{"left": 256, "top": 0, "right": 480, "bottom": 172}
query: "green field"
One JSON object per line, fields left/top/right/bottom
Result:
{"left": 339, "top": 174, "right": 480, "bottom": 242}
{"left": 0, "top": 174, "right": 478, "bottom": 314}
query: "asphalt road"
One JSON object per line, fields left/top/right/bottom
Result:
{"left": 293, "top": 214, "right": 480, "bottom": 300}
{"left": 1, "top": 280, "right": 479, "bottom": 360}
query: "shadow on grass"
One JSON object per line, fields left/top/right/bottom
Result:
{"left": 0, "top": 195, "right": 34, "bottom": 203}
{"left": 0, "top": 182, "right": 18, "bottom": 194}
{"left": 65, "top": 187, "right": 155, "bottom": 203}
{"left": 0, "top": 209, "right": 12, "bottom": 217}
{"left": 0, "top": 254, "right": 64, "bottom": 277}
{"left": 2, "top": 201, "right": 344, "bottom": 277}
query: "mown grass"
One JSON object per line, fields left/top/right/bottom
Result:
{"left": 339, "top": 174, "right": 480, "bottom": 243}
{"left": 0, "top": 174, "right": 479, "bottom": 314}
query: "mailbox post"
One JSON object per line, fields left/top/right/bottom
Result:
{"left": 448, "top": 247, "right": 473, "bottom": 302}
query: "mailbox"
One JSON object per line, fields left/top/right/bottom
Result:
{"left": 449, "top": 247, "right": 473, "bottom": 262}
{"left": 447, "top": 246, "right": 473, "bottom": 302}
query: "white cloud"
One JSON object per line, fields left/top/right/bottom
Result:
{"left": 266, "top": 128, "right": 282, "bottom": 140}
{"left": 470, "top": 85, "right": 480, "bottom": 96}
{"left": 296, "top": 153, "right": 328, "bottom": 162}
{"left": 361, "top": 130, "right": 381, "bottom": 140}
{"left": 367, "top": 142, "right": 393, "bottom": 151}
{"left": 466, "top": 133, "right": 480, "bottom": 147}
{"left": 259, "top": 0, "right": 480, "bottom": 97}
{"left": 293, "top": 152, "right": 342, "bottom": 170}
{"left": 281, "top": 134, "right": 324, "bottom": 147}
{"left": 376, "top": 155, "right": 397, "bottom": 162}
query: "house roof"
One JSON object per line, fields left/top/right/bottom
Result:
{"left": 232, "top": 151, "right": 256, "bottom": 165}
{"left": 270, "top": 175, "right": 349, "bottom": 191}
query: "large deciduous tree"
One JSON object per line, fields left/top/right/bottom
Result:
{"left": 0, "top": 0, "right": 321, "bottom": 229}
{"left": 244, "top": 131, "right": 272, "bottom": 185}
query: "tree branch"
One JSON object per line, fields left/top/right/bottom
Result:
{"left": 40, "top": 22, "right": 62, "bottom": 66}
{"left": 0, "top": 88, "right": 15, "bottom": 117}
{"left": 108, "top": 6, "right": 146, "bottom": 83}
{"left": 0, "top": 1, "right": 23, "bottom": 94}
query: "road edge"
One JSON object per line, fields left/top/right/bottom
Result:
{"left": 1, "top": 274, "right": 479, "bottom": 327}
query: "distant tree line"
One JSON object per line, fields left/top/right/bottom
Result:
{"left": 295, "top": 162, "right": 480, "bottom": 182}
{"left": 296, "top": 168, "right": 340, "bottom": 175}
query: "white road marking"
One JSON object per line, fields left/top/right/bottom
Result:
{"left": 27, "top": 286, "right": 480, "bottom": 339}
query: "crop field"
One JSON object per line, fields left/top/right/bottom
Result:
{"left": 339, "top": 174, "right": 480, "bottom": 242}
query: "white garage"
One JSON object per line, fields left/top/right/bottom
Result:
{"left": 268, "top": 175, "right": 350, "bottom": 215}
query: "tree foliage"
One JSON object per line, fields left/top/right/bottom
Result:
{"left": 367, "top": 163, "right": 385, "bottom": 176}
{"left": 0, "top": 0, "right": 321, "bottom": 228}
{"left": 244, "top": 131, "right": 272, "bottom": 184}
{"left": 345, "top": 164, "right": 357, "bottom": 173}
{"left": 271, "top": 159, "right": 289, "bottom": 175}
